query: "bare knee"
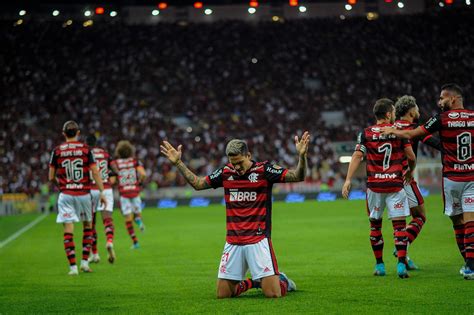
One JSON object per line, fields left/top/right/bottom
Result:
{"left": 263, "top": 290, "right": 282, "bottom": 298}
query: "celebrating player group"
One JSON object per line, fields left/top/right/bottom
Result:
{"left": 48, "top": 83, "right": 473, "bottom": 297}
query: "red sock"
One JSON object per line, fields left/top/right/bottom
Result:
{"left": 126, "top": 221, "right": 138, "bottom": 244}
{"left": 392, "top": 220, "right": 408, "bottom": 263}
{"left": 232, "top": 279, "right": 253, "bottom": 297}
{"left": 82, "top": 228, "right": 94, "bottom": 261}
{"left": 103, "top": 217, "right": 115, "bottom": 243}
{"left": 454, "top": 224, "right": 466, "bottom": 259}
{"left": 370, "top": 220, "right": 384, "bottom": 264}
{"left": 91, "top": 216, "right": 98, "bottom": 255}
{"left": 464, "top": 221, "right": 474, "bottom": 263}
{"left": 279, "top": 279, "right": 288, "bottom": 297}
{"left": 63, "top": 233, "right": 76, "bottom": 266}
{"left": 406, "top": 213, "right": 426, "bottom": 244}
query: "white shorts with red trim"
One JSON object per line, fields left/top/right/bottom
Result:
{"left": 217, "top": 238, "right": 279, "bottom": 281}
{"left": 119, "top": 196, "right": 142, "bottom": 216}
{"left": 404, "top": 180, "right": 424, "bottom": 208}
{"left": 366, "top": 188, "right": 410, "bottom": 220}
{"left": 442, "top": 178, "right": 474, "bottom": 216}
{"left": 57, "top": 193, "right": 92, "bottom": 223}
{"left": 91, "top": 188, "right": 114, "bottom": 212}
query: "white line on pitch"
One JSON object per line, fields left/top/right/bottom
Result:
{"left": 0, "top": 213, "right": 48, "bottom": 249}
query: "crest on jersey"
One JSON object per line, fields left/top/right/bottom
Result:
{"left": 228, "top": 176, "right": 234, "bottom": 181}
{"left": 248, "top": 173, "right": 258, "bottom": 183}
{"left": 448, "top": 112, "right": 460, "bottom": 119}
{"left": 371, "top": 127, "right": 381, "bottom": 133}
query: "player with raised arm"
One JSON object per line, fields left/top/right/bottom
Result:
{"left": 392, "top": 95, "right": 442, "bottom": 269}
{"left": 342, "top": 99, "right": 416, "bottom": 279}
{"left": 49, "top": 121, "right": 107, "bottom": 275}
{"left": 111, "top": 140, "right": 146, "bottom": 249}
{"left": 160, "top": 131, "right": 309, "bottom": 298}
{"left": 382, "top": 84, "right": 474, "bottom": 279}
{"left": 86, "top": 135, "right": 116, "bottom": 264}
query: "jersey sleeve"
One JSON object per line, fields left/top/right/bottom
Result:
{"left": 354, "top": 131, "right": 367, "bottom": 154}
{"left": 264, "top": 163, "right": 288, "bottom": 183}
{"left": 422, "top": 135, "right": 442, "bottom": 151}
{"left": 205, "top": 168, "right": 224, "bottom": 189}
{"left": 402, "top": 138, "right": 412, "bottom": 148}
{"left": 422, "top": 114, "right": 442, "bottom": 134}
{"left": 49, "top": 149, "right": 57, "bottom": 167}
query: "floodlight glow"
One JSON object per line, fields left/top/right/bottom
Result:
{"left": 345, "top": 4, "right": 352, "bottom": 10}
{"left": 204, "top": 8, "right": 213, "bottom": 15}
{"left": 84, "top": 10, "right": 92, "bottom": 17}
{"left": 299, "top": 6, "right": 307, "bottom": 12}
{"left": 397, "top": 1, "right": 404, "bottom": 8}
{"left": 439, "top": 1, "right": 445, "bottom": 6}
{"left": 152, "top": 9, "right": 160, "bottom": 16}
{"left": 19, "top": 10, "right": 26, "bottom": 16}
{"left": 52, "top": 10, "right": 60, "bottom": 16}
{"left": 248, "top": 7, "right": 256, "bottom": 14}
{"left": 110, "top": 11, "right": 117, "bottom": 17}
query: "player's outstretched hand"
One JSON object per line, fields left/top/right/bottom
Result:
{"left": 342, "top": 180, "right": 351, "bottom": 199}
{"left": 160, "top": 141, "right": 182, "bottom": 165}
{"left": 295, "top": 131, "right": 310, "bottom": 157}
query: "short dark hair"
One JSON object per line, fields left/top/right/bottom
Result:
{"left": 86, "top": 134, "right": 97, "bottom": 147}
{"left": 441, "top": 83, "right": 463, "bottom": 98}
{"left": 373, "top": 98, "right": 394, "bottom": 120}
{"left": 62, "top": 120, "right": 79, "bottom": 138}
{"left": 395, "top": 95, "right": 417, "bottom": 119}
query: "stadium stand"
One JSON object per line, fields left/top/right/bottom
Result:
{"left": 2, "top": 9, "right": 473, "bottom": 195}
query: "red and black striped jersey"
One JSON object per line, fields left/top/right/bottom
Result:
{"left": 422, "top": 109, "right": 474, "bottom": 181}
{"left": 394, "top": 120, "right": 441, "bottom": 173}
{"left": 205, "top": 161, "right": 288, "bottom": 245}
{"left": 355, "top": 123, "right": 411, "bottom": 193}
{"left": 90, "top": 147, "right": 114, "bottom": 190}
{"left": 49, "top": 141, "right": 96, "bottom": 195}
{"left": 111, "top": 157, "right": 143, "bottom": 198}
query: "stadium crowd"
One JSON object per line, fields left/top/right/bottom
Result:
{"left": 2, "top": 9, "right": 473, "bottom": 196}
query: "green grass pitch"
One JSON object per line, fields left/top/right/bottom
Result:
{"left": 1, "top": 195, "right": 473, "bottom": 314}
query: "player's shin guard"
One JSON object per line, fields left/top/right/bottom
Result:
{"left": 82, "top": 228, "right": 94, "bottom": 261}
{"left": 64, "top": 233, "right": 76, "bottom": 266}
{"left": 454, "top": 224, "right": 466, "bottom": 260}
{"left": 103, "top": 217, "right": 114, "bottom": 243}
{"left": 464, "top": 221, "right": 474, "bottom": 269}
{"left": 406, "top": 213, "right": 426, "bottom": 244}
{"left": 392, "top": 220, "right": 408, "bottom": 263}
{"left": 126, "top": 221, "right": 138, "bottom": 244}
{"left": 370, "top": 220, "right": 384, "bottom": 264}
{"left": 232, "top": 279, "right": 254, "bottom": 297}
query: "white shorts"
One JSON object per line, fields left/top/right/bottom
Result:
{"left": 120, "top": 196, "right": 142, "bottom": 216}
{"left": 442, "top": 178, "right": 474, "bottom": 217}
{"left": 366, "top": 188, "right": 410, "bottom": 220}
{"left": 217, "top": 238, "right": 279, "bottom": 281}
{"left": 404, "top": 180, "right": 424, "bottom": 208}
{"left": 91, "top": 188, "right": 114, "bottom": 212}
{"left": 57, "top": 193, "right": 92, "bottom": 223}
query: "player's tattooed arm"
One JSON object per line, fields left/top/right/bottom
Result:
{"left": 175, "top": 160, "right": 211, "bottom": 190}
{"left": 160, "top": 141, "right": 211, "bottom": 190}
{"left": 284, "top": 131, "right": 310, "bottom": 182}
{"left": 285, "top": 154, "right": 307, "bottom": 182}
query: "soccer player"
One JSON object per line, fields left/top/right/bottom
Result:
{"left": 111, "top": 140, "right": 146, "bottom": 248}
{"left": 160, "top": 132, "right": 309, "bottom": 298}
{"left": 342, "top": 98, "right": 415, "bottom": 279}
{"left": 49, "top": 121, "right": 107, "bottom": 275}
{"left": 381, "top": 84, "right": 474, "bottom": 279}
{"left": 86, "top": 135, "right": 116, "bottom": 264}
{"left": 393, "top": 95, "right": 442, "bottom": 269}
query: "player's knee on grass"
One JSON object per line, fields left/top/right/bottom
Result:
{"left": 261, "top": 275, "right": 283, "bottom": 298}
{"left": 216, "top": 279, "right": 235, "bottom": 299}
